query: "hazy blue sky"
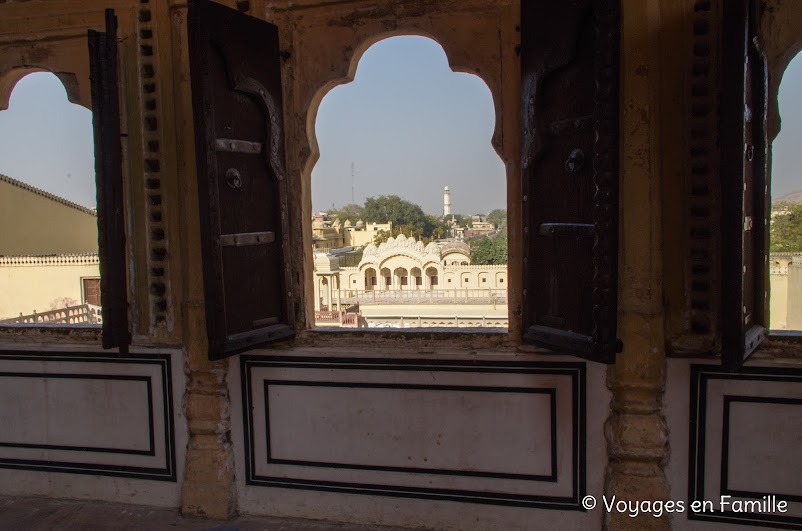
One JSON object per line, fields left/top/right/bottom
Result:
{"left": 0, "top": 35, "right": 800, "bottom": 212}
{"left": 311, "top": 36, "right": 505, "bottom": 215}
{"left": 0, "top": 73, "right": 95, "bottom": 208}
{"left": 773, "top": 54, "right": 802, "bottom": 200}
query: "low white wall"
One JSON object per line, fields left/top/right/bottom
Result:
{"left": 230, "top": 348, "right": 610, "bottom": 530}
{"left": 0, "top": 347, "right": 187, "bottom": 508}
{"left": 665, "top": 357, "right": 802, "bottom": 529}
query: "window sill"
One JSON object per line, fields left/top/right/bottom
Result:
{"left": 766, "top": 330, "right": 802, "bottom": 343}
{"left": 0, "top": 324, "right": 102, "bottom": 344}
{"left": 294, "top": 326, "right": 517, "bottom": 352}
{"left": 307, "top": 326, "right": 507, "bottom": 338}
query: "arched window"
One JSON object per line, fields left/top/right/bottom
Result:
{"left": 769, "top": 51, "right": 802, "bottom": 332}
{"left": 308, "top": 36, "right": 506, "bottom": 329}
{"left": 0, "top": 73, "right": 99, "bottom": 327}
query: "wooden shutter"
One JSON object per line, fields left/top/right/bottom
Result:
{"left": 188, "top": 0, "right": 294, "bottom": 360}
{"left": 88, "top": 9, "right": 130, "bottom": 355}
{"left": 83, "top": 278, "right": 101, "bottom": 306}
{"left": 720, "top": 0, "right": 768, "bottom": 370}
{"left": 520, "top": 0, "right": 621, "bottom": 363}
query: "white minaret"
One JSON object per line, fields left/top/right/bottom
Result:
{"left": 443, "top": 185, "right": 451, "bottom": 217}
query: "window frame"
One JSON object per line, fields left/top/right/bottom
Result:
{"left": 720, "top": 0, "right": 770, "bottom": 370}
{"left": 0, "top": 9, "right": 130, "bottom": 352}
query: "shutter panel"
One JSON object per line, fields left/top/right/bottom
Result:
{"left": 188, "top": 0, "right": 294, "bottom": 360}
{"left": 88, "top": 9, "right": 130, "bottom": 355}
{"left": 721, "top": 0, "right": 768, "bottom": 370}
{"left": 521, "top": 0, "right": 621, "bottom": 362}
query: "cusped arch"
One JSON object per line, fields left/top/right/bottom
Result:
{"left": 762, "top": 1, "right": 802, "bottom": 140}
{"left": 303, "top": 31, "right": 509, "bottom": 201}
{"left": 0, "top": 68, "right": 88, "bottom": 112}
{"left": 359, "top": 257, "right": 380, "bottom": 270}
{"left": 422, "top": 259, "right": 442, "bottom": 271}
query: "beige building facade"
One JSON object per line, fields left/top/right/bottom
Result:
{"left": 313, "top": 234, "right": 507, "bottom": 314}
{"left": 312, "top": 216, "right": 393, "bottom": 250}
{"left": 770, "top": 251, "right": 802, "bottom": 330}
{"left": 0, "top": 254, "right": 100, "bottom": 321}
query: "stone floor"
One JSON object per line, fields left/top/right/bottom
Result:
{"left": 0, "top": 496, "right": 411, "bottom": 530}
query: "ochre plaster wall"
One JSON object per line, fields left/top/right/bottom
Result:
{"left": 0, "top": 178, "right": 98, "bottom": 255}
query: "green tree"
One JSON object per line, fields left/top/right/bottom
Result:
{"left": 446, "top": 213, "right": 468, "bottom": 227}
{"left": 470, "top": 234, "right": 508, "bottom": 265}
{"left": 487, "top": 208, "right": 507, "bottom": 229}
{"left": 771, "top": 204, "right": 802, "bottom": 252}
{"left": 362, "top": 195, "right": 435, "bottom": 237}
{"left": 373, "top": 230, "right": 392, "bottom": 245}
{"left": 373, "top": 224, "right": 428, "bottom": 245}
{"left": 326, "top": 203, "right": 363, "bottom": 222}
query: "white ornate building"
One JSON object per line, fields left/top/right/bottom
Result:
{"left": 313, "top": 234, "right": 507, "bottom": 311}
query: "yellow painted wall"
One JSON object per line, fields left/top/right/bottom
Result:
{"left": 0, "top": 255, "right": 100, "bottom": 320}
{"left": 788, "top": 261, "right": 802, "bottom": 330}
{"left": 771, "top": 271, "right": 789, "bottom": 329}
{"left": 0, "top": 175, "right": 98, "bottom": 255}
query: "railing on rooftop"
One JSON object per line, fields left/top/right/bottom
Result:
{"left": 362, "top": 314, "right": 508, "bottom": 329}
{"left": 314, "top": 309, "right": 363, "bottom": 328}
{"left": 0, "top": 304, "right": 102, "bottom": 325}
{"left": 336, "top": 288, "right": 507, "bottom": 305}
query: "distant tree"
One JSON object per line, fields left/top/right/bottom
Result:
{"left": 326, "top": 203, "right": 363, "bottom": 222}
{"left": 373, "top": 230, "right": 392, "bottom": 245}
{"left": 430, "top": 223, "right": 445, "bottom": 240}
{"left": 362, "top": 195, "right": 435, "bottom": 237}
{"left": 448, "top": 213, "right": 468, "bottom": 227}
{"left": 373, "top": 224, "right": 428, "bottom": 245}
{"left": 771, "top": 204, "right": 802, "bottom": 252}
{"left": 470, "top": 234, "right": 508, "bottom": 265}
{"left": 487, "top": 208, "right": 507, "bottom": 229}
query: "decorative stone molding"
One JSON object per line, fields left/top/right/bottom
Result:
{"left": 0, "top": 253, "right": 100, "bottom": 266}
{"left": 685, "top": 0, "right": 720, "bottom": 345}
{"left": 360, "top": 235, "right": 471, "bottom": 268}
{"left": 137, "top": 0, "right": 171, "bottom": 332}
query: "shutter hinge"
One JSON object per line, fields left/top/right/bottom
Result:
{"left": 220, "top": 231, "right": 275, "bottom": 247}
{"left": 214, "top": 138, "right": 262, "bottom": 154}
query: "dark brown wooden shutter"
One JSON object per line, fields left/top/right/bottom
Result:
{"left": 88, "top": 9, "right": 130, "bottom": 355}
{"left": 520, "top": 0, "right": 621, "bottom": 363}
{"left": 720, "top": 0, "right": 768, "bottom": 370}
{"left": 188, "top": 0, "right": 294, "bottom": 360}
{"left": 83, "top": 278, "right": 101, "bottom": 306}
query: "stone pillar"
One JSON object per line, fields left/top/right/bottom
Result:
{"left": 604, "top": 1, "right": 669, "bottom": 529}
{"left": 169, "top": 1, "right": 236, "bottom": 519}
{"left": 315, "top": 276, "right": 322, "bottom": 311}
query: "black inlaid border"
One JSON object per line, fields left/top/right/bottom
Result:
{"left": 721, "top": 395, "right": 802, "bottom": 503}
{"left": 0, "top": 350, "right": 176, "bottom": 482}
{"left": 242, "top": 356, "right": 586, "bottom": 510}
{"left": 264, "top": 380, "right": 557, "bottom": 482}
{"left": 689, "top": 365, "right": 802, "bottom": 528}
{"left": 0, "top": 373, "right": 154, "bottom": 456}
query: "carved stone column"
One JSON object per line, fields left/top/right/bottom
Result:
{"left": 605, "top": 0, "right": 670, "bottom": 529}
{"left": 168, "top": 0, "right": 237, "bottom": 519}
